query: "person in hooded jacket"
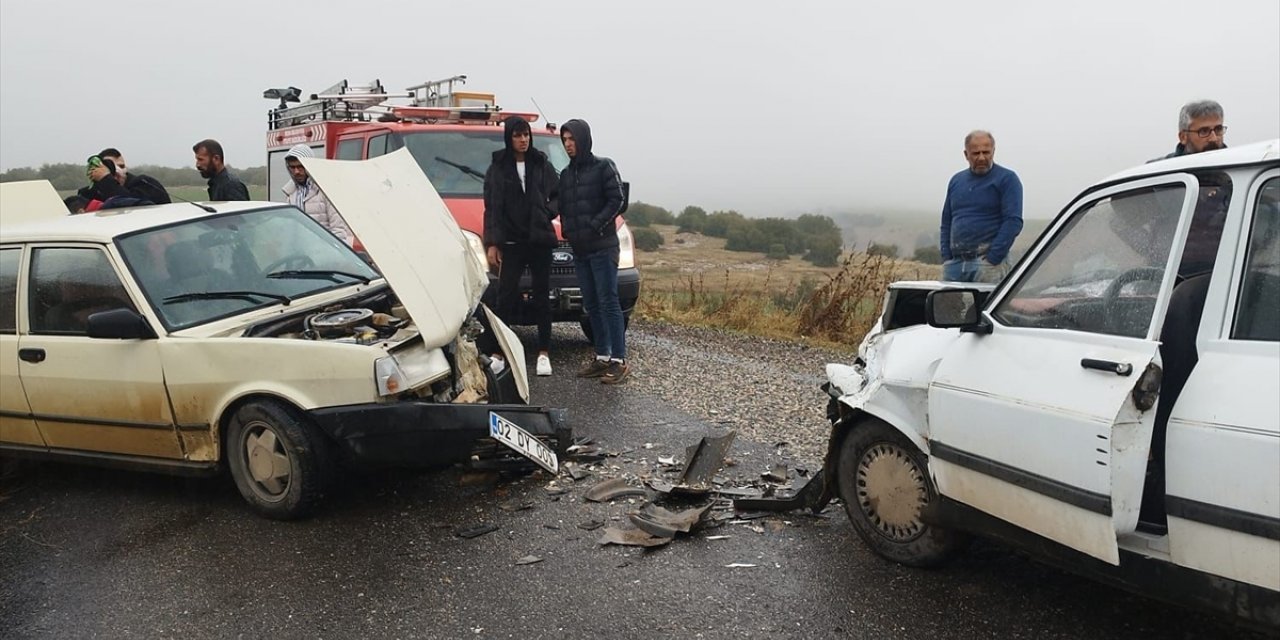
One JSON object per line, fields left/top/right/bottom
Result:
{"left": 557, "top": 119, "right": 629, "bottom": 384}
{"left": 483, "top": 116, "right": 560, "bottom": 376}
{"left": 282, "top": 144, "right": 353, "bottom": 246}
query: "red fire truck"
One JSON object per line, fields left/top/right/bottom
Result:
{"left": 264, "top": 75, "right": 639, "bottom": 339}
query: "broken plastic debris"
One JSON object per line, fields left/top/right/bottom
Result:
{"left": 628, "top": 503, "right": 713, "bottom": 539}
{"left": 724, "top": 563, "right": 758, "bottom": 568}
{"left": 657, "top": 456, "right": 676, "bottom": 466}
{"left": 704, "top": 535, "right": 731, "bottom": 541}
{"left": 597, "top": 526, "right": 673, "bottom": 548}
{"left": 577, "top": 520, "right": 605, "bottom": 531}
{"left": 762, "top": 464, "right": 788, "bottom": 483}
{"left": 515, "top": 555, "right": 543, "bottom": 565}
{"left": 455, "top": 523, "right": 499, "bottom": 539}
{"left": 584, "top": 478, "right": 647, "bottom": 503}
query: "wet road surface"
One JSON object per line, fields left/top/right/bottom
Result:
{"left": 0, "top": 329, "right": 1268, "bottom": 639}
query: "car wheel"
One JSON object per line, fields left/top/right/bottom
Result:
{"left": 226, "top": 400, "right": 331, "bottom": 520}
{"left": 579, "top": 314, "right": 630, "bottom": 342}
{"left": 836, "top": 418, "right": 967, "bottom": 567}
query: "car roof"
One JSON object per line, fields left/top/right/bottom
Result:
{"left": 0, "top": 200, "right": 285, "bottom": 244}
{"left": 1100, "top": 138, "right": 1280, "bottom": 184}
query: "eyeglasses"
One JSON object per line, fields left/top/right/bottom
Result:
{"left": 1183, "top": 125, "right": 1227, "bottom": 138}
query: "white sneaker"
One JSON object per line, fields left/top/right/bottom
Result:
{"left": 536, "top": 354, "right": 552, "bottom": 376}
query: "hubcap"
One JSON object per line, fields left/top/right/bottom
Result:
{"left": 856, "top": 443, "right": 928, "bottom": 541}
{"left": 242, "top": 421, "right": 292, "bottom": 501}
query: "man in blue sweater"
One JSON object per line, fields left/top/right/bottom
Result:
{"left": 939, "top": 130, "right": 1024, "bottom": 283}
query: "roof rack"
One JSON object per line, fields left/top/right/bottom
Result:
{"left": 265, "top": 74, "right": 536, "bottom": 129}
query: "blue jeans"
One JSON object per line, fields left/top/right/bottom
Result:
{"left": 942, "top": 257, "right": 1010, "bottom": 283}
{"left": 575, "top": 246, "right": 626, "bottom": 360}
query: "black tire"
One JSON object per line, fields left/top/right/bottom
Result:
{"left": 836, "top": 418, "right": 968, "bottom": 567}
{"left": 226, "top": 400, "right": 332, "bottom": 520}
{"left": 579, "top": 313, "right": 630, "bottom": 343}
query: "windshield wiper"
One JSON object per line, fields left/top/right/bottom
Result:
{"left": 434, "top": 156, "right": 485, "bottom": 182}
{"left": 266, "top": 269, "right": 372, "bottom": 284}
{"left": 163, "top": 291, "right": 293, "bottom": 305}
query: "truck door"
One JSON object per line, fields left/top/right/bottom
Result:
{"left": 928, "top": 175, "right": 1198, "bottom": 564}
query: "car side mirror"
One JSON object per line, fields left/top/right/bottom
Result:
{"left": 926, "top": 289, "right": 988, "bottom": 332}
{"left": 87, "top": 308, "right": 157, "bottom": 340}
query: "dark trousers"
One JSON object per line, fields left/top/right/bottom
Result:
{"left": 496, "top": 243, "right": 553, "bottom": 351}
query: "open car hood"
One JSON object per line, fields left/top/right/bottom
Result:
{"left": 302, "top": 148, "right": 488, "bottom": 348}
{"left": 0, "top": 180, "right": 68, "bottom": 229}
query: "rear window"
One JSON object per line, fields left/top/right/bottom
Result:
{"left": 400, "top": 131, "right": 569, "bottom": 197}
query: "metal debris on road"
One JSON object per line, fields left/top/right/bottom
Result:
{"left": 596, "top": 526, "right": 673, "bottom": 548}
{"left": 565, "top": 463, "right": 591, "bottom": 481}
{"left": 762, "top": 463, "right": 788, "bottom": 483}
{"left": 515, "top": 555, "right": 543, "bottom": 565}
{"left": 667, "top": 431, "right": 737, "bottom": 496}
{"left": 454, "top": 523, "right": 499, "bottom": 539}
{"left": 732, "top": 469, "right": 827, "bottom": 513}
{"left": 724, "top": 563, "right": 758, "bottom": 568}
{"left": 584, "top": 478, "right": 647, "bottom": 503}
{"left": 704, "top": 535, "right": 732, "bottom": 541}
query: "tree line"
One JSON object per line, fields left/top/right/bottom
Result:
{"left": 624, "top": 202, "right": 844, "bottom": 267}
{"left": 0, "top": 163, "right": 267, "bottom": 191}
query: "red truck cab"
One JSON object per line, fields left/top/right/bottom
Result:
{"left": 264, "top": 76, "right": 640, "bottom": 338}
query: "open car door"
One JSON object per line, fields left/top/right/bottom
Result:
{"left": 927, "top": 174, "right": 1200, "bottom": 564}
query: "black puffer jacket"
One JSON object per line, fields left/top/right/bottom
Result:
{"left": 483, "top": 117, "right": 560, "bottom": 247}
{"left": 556, "top": 119, "right": 624, "bottom": 254}
{"left": 78, "top": 158, "right": 172, "bottom": 205}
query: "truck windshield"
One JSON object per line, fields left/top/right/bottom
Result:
{"left": 400, "top": 131, "right": 570, "bottom": 197}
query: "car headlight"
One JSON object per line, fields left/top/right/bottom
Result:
{"left": 617, "top": 222, "right": 635, "bottom": 269}
{"left": 375, "top": 356, "right": 406, "bottom": 396}
{"left": 461, "top": 230, "right": 491, "bottom": 274}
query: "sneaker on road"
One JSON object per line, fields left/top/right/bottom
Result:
{"left": 601, "top": 361, "right": 630, "bottom": 385}
{"left": 536, "top": 354, "right": 552, "bottom": 376}
{"left": 577, "top": 359, "right": 611, "bottom": 378}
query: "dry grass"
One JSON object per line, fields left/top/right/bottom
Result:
{"left": 635, "top": 225, "right": 942, "bottom": 348}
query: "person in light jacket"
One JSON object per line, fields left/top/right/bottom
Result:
{"left": 281, "top": 144, "right": 353, "bottom": 245}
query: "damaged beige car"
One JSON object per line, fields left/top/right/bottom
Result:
{"left": 0, "top": 149, "right": 569, "bottom": 519}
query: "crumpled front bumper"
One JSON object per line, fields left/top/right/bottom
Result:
{"left": 308, "top": 402, "right": 571, "bottom": 469}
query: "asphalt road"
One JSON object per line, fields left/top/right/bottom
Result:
{"left": 0, "top": 329, "right": 1269, "bottom": 640}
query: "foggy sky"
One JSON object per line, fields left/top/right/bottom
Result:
{"left": 1, "top": 0, "right": 1277, "bottom": 219}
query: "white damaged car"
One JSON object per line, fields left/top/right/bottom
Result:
{"left": 0, "top": 149, "right": 568, "bottom": 519}
{"left": 817, "top": 141, "right": 1279, "bottom": 627}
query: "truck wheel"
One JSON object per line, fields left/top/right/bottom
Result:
{"left": 579, "top": 314, "right": 630, "bottom": 343}
{"left": 226, "top": 400, "right": 331, "bottom": 520}
{"left": 836, "top": 418, "right": 967, "bottom": 567}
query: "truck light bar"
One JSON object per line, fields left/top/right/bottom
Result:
{"left": 390, "top": 106, "right": 540, "bottom": 124}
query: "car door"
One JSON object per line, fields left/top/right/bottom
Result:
{"left": 18, "top": 244, "right": 182, "bottom": 459}
{"left": 0, "top": 245, "right": 43, "bottom": 449}
{"left": 1165, "top": 170, "right": 1280, "bottom": 591}
{"left": 928, "top": 175, "right": 1199, "bottom": 565}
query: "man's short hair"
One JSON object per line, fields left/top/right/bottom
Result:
{"left": 98, "top": 147, "right": 121, "bottom": 160}
{"left": 964, "top": 130, "right": 995, "bottom": 147}
{"left": 1178, "top": 100, "right": 1224, "bottom": 130}
{"left": 192, "top": 139, "right": 225, "bottom": 161}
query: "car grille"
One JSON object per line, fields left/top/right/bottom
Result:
{"left": 550, "top": 241, "right": 576, "bottom": 276}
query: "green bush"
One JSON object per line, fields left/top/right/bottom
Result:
{"left": 912, "top": 245, "right": 943, "bottom": 264}
{"left": 633, "top": 227, "right": 664, "bottom": 251}
{"left": 804, "top": 235, "right": 842, "bottom": 267}
{"left": 766, "top": 243, "right": 789, "bottom": 260}
{"left": 676, "top": 205, "right": 708, "bottom": 233}
{"left": 867, "top": 242, "right": 900, "bottom": 259}
{"left": 625, "top": 202, "right": 675, "bottom": 227}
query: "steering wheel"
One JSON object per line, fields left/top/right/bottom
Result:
{"left": 263, "top": 253, "right": 316, "bottom": 273}
{"left": 1101, "top": 266, "right": 1166, "bottom": 333}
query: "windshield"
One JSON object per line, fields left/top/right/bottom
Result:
{"left": 400, "top": 131, "right": 569, "bottom": 197}
{"left": 117, "top": 206, "right": 381, "bottom": 330}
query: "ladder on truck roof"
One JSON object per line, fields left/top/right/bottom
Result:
{"left": 264, "top": 75, "right": 538, "bottom": 129}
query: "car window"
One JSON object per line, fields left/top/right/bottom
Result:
{"left": 0, "top": 248, "right": 19, "bottom": 334}
{"left": 1232, "top": 176, "right": 1280, "bottom": 341}
{"left": 368, "top": 134, "right": 388, "bottom": 158}
{"left": 336, "top": 138, "right": 363, "bottom": 160}
{"left": 400, "top": 131, "right": 568, "bottom": 197}
{"left": 992, "top": 184, "right": 1187, "bottom": 338}
{"left": 116, "top": 207, "right": 380, "bottom": 330}
{"left": 29, "top": 247, "right": 137, "bottom": 336}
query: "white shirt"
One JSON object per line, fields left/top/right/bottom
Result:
{"left": 516, "top": 161, "right": 526, "bottom": 192}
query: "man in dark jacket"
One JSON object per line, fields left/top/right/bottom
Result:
{"left": 557, "top": 119, "right": 629, "bottom": 384}
{"left": 484, "top": 116, "right": 560, "bottom": 376}
{"left": 193, "top": 138, "right": 250, "bottom": 201}
{"left": 79, "top": 149, "right": 171, "bottom": 205}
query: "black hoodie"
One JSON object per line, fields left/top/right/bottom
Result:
{"left": 482, "top": 116, "right": 560, "bottom": 247}
{"left": 556, "top": 119, "right": 625, "bottom": 254}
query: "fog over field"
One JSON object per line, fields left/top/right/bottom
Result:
{"left": 2, "top": 1, "right": 1276, "bottom": 225}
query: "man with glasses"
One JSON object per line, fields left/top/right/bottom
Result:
{"left": 1153, "top": 99, "right": 1227, "bottom": 161}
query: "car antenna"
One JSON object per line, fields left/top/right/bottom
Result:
{"left": 169, "top": 193, "right": 218, "bottom": 214}
{"left": 531, "top": 97, "right": 556, "bottom": 132}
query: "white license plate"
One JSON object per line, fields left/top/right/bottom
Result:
{"left": 489, "top": 412, "right": 558, "bottom": 474}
